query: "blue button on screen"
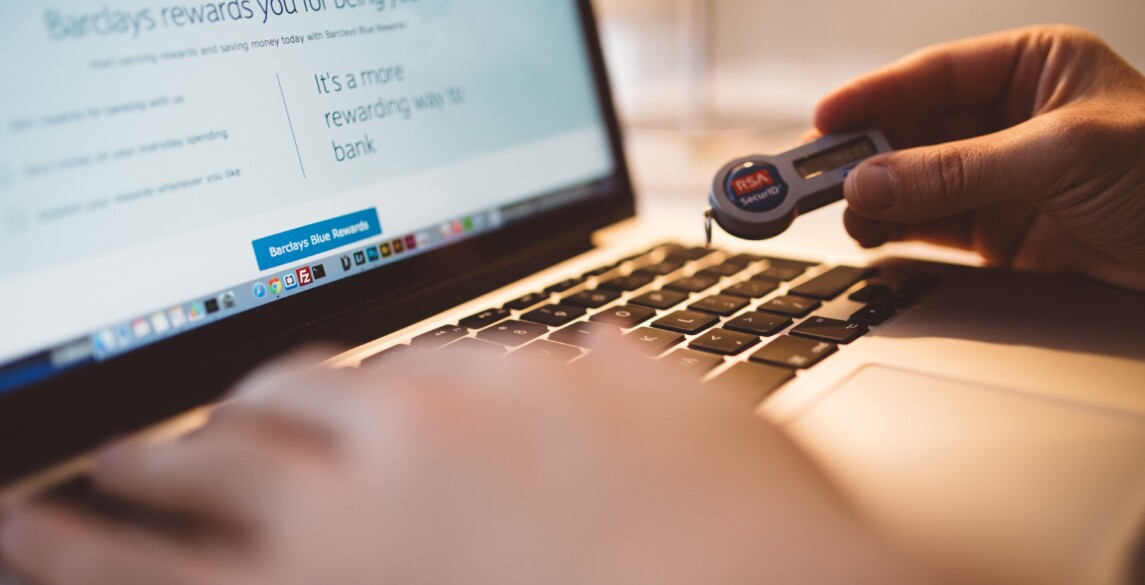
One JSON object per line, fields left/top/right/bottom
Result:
{"left": 251, "top": 209, "right": 382, "bottom": 271}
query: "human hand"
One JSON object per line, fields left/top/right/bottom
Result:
{"left": 0, "top": 342, "right": 942, "bottom": 585}
{"left": 815, "top": 26, "right": 1145, "bottom": 291}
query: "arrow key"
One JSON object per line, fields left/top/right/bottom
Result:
{"left": 790, "top": 316, "right": 868, "bottom": 344}
{"left": 689, "top": 328, "right": 760, "bottom": 355}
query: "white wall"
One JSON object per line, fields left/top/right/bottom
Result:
{"left": 596, "top": 0, "right": 1145, "bottom": 125}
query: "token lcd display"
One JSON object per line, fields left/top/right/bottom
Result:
{"left": 793, "top": 136, "right": 878, "bottom": 179}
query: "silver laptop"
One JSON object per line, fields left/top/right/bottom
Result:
{"left": 2, "top": 2, "right": 1144, "bottom": 584}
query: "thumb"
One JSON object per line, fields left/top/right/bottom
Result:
{"left": 844, "top": 123, "right": 1061, "bottom": 221}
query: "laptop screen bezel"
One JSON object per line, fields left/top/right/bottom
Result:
{"left": 0, "top": 0, "right": 635, "bottom": 485}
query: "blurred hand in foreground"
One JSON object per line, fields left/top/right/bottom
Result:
{"left": 818, "top": 26, "right": 1145, "bottom": 291}
{"left": 1, "top": 341, "right": 946, "bottom": 585}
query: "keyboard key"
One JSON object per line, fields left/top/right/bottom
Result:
{"left": 652, "top": 310, "right": 720, "bottom": 335}
{"left": 667, "top": 246, "right": 716, "bottom": 261}
{"left": 359, "top": 344, "right": 415, "bottom": 369}
{"left": 751, "top": 335, "right": 837, "bottom": 369}
{"left": 514, "top": 340, "right": 582, "bottom": 363}
{"left": 549, "top": 321, "right": 622, "bottom": 348}
{"left": 790, "top": 316, "right": 868, "bottom": 344}
{"left": 545, "top": 278, "right": 585, "bottom": 294}
{"left": 522, "top": 303, "right": 587, "bottom": 327}
{"left": 849, "top": 303, "right": 896, "bottom": 326}
{"left": 724, "top": 311, "right": 792, "bottom": 337}
{"left": 630, "top": 289, "right": 689, "bottom": 310}
{"left": 689, "top": 328, "right": 760, "bottom": 355}
{"left": 627, "top": 327, "right": 685, "bottom": 355}
{"left": 752, "top": 266, "right": 806, "bottom": 282}
{"left": 446, "top": 337, "right": 506, "bottom": 356}
{"left": 662, "top": 348, "right": 724, "bottom": 377}
{"left": 582, "top": 265, "right": 616, "bottom": 278}
{"left": 900, "top": 273, "right": 943, "bottom": 294}
{"left": 689, "top": 294, "right": 750, "bottom": 316}
{"left": 697, "top": 262, "right": 744, "bottom": 278}
{"left": 758, "top": 295, "right": 820, "bottom": 318}
{"left": 724, "top": 253, "right": 764, "bottom": 267}
{"left": 504, "top": 292, "right": 550, "bottom": 311}
{"left": 848, "top": 284, "right": 892, "bottom": 304}
{"left": 722, "top": 280, "right": 778, "bottom": 298}
{"left": 665, "top": 275, "right": 719, "bottom": 293}
{"left": 886, "top": 289, "right": 921, "bottom": 308}
{"left": 599, "top": 273, "right": 656, "bottom": 292}
{"left": 411, "top": 325, "right": 469, "bottom": 350}
{"left": 764, "top": 256, "right": 817, "bottom": 270}
{"left": 790, "top": 266, "right": 873, "bottom": 300}
{"left": 563, "top": 288, "right": 621, "bottom": 309}
{"left": 590, "top": 305, "right": 656, "bottom": 328}
{"left": 476, "top": 320, "right": 549, "bottom": 347}
{"left": 708, "top": 362, "right": 794, "bottom": 406}
{"left": 459, "top": 308, "right": 510, "bottom": 330}
{"left": 635, "top": 260, "right": 686, "bottom": 276}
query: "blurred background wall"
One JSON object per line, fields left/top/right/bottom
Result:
{"left": 596, "top": 0, "right": 1144, "bottom": 124}
{"left": 594, "top": 0, "right": 1145, "bottom": 194}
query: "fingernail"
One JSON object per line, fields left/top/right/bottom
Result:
{"left": 852, "top": 163, "right": 897, "bottom": 211}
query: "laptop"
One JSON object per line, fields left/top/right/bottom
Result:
{"left": 2, "top": 2, "right": 1144, "bottom": 584}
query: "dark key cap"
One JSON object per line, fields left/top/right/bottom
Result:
{"left": 522, "top": 303, "right": 587, "bottom": 327}
{"left": 514, "top": 339, "right": 582, "bottom": 363}
{"left": 886, "top": 289, "right": 921, "bottom": 308}
{"left": 545, "top": 278, "right": 585, "bottom": 294}
{"left": 849, "top": 303, "right": 896, "bottom": 326}
{"left": 849, "top": 284, "right": 892, "bottom": 304}
{"left": 900, "top": 272, "right": 943, "bottom": 294}
{"left": 697, "top": 262, "right": 744, "bottom": 278}
{"left": 599, "top": 273, "right": 656, "bottom": 292}
{"left": 667, "top": 246, "right": 716, "bottom": 261}
{"left": 751, "top": 335, "right": 837, "bottom": 369}
{"left": 564, "top": 288, "right": 621, "bottom": 309}
{"left": 689, "top": 328, "right": 760, "bottom": 355}
{"left": 459, "top": 308, "right": 510, "bottom": 330}
{"left": 504, "top": 292, "right": 549, "bottom": 311}
{"left": 590, "top": 305, "right": 656, "bottom": 328}
{"left": 790, "top": 316, "right": 868, "bottom": 344}
{"left": 652, "top": 310, "right": 720, "bottom": 334}
{"left": 708, "top": 362, "right": 795, "bottom": 406}
{"left": 360, "top": 344, "right": 415, "bottom": 369}
{"left": 689, "top": 294, "right": 750, "bottom": 316}
{"left": 722, "top": 279, "right": 778, "bottom": 298}
{"left": 665, "top": 275, "right": 720, "bottom": 293}
{"left": 764, "top": 256, "right": 817, "bottom": 270}
{"left": 662, "top": 348, "right": 724, "bottom": 377}
{"left": 582, "top": 265, "right": 616, "bottom": 278}
{"left": 724, "top": 253, "right": 764, "bottom": 267}
{"left": 446, "top": 337, "right": 506, "bottom": 356}
{"left": 411, "top": 325, "right": 469, "bottom": 350}
{"left": 476, "top": 320, "right": 549, "bottom": 347}
{"left": 630, "top": 289, "right": 689, "bottom": 310}
{"left": 549, "top": 321, "right": 622, "bottom": 348}
{"left": 724, "top": 311, "right": 792, "bottom": 337}
{"left": 627, "top": 327, "right": 685, "bottom": 355}
{"left": 758, "top": 295, "right": 820, "bottom": 318}
{"left": 635, "top": 260, "right": 686, "bottom": 276}
{"left": 752, "top": 265, "right": 806, "bottom": 282}
{"left": 790, "top": 266, "right": 873, "bottom": 300}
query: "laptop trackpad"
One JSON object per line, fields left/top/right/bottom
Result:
{"left": 787, "top": 365, "right": 1145, "bottom": 585}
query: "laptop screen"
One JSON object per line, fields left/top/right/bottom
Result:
{"left": 0, "top": 1, "right": 616, "bottom": 393}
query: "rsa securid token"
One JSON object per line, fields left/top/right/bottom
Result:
{"left": 707, "top": 127, "right": 891, "bottom": 241}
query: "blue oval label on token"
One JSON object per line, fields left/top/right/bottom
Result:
{"left": 725, "top": 162, "right": 788, "bottom": 213}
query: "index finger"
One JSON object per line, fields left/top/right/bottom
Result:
{"left": 814, "top": 28, "right": 1038, "bottom": 134}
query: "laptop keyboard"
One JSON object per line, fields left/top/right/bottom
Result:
{"left": 360, "top": 243, "right": 940, "bottom": 408}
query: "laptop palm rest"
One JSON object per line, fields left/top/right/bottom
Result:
{"left": 788, "top": 365, "right": 1145, "bottom": 585}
